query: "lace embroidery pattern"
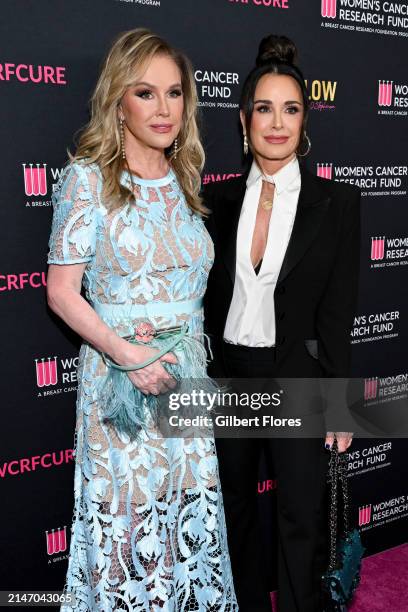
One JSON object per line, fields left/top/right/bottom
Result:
{"left": 48, "top": 162, "right": 237, "bottom": 611}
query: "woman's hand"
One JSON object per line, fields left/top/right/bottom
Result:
{"left": 46, "top": 265, "right": 178, "bottom": 396}
{"left": 119, "top": 342, "right": 178, "bottom": 396}
{"left": 325, "top": 432, "right": 353, "bottom": 453}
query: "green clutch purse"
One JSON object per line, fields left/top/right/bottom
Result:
{"left": 99, "top": 321, "right": 217, "bottom": 440}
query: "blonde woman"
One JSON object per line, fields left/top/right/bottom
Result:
{"left": 47, "top": 29, "right": 237, "bottom": 611}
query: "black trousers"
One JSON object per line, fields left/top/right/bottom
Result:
{"left": 216, "top": 341, "right": 329, "bottom": 612}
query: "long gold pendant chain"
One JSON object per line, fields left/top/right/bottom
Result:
{"left": 261, "top": 199, "right": 274, "bottom": 211}
{"left": 260, "top": 179, "right": 275, "bottom": 211}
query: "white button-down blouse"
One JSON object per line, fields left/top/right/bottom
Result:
{"left": 223, "top": 155, "right": 301, "bottom": 347}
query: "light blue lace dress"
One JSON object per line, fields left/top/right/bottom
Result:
{"left": 47, "top": 161, "right": 238, "bottom": 612}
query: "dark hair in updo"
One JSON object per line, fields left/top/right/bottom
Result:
{"left": 256, "top": 34, "right": 298, "bottom": 66}
{"left": 240, "top": 34, "right": 309, "bottom": 155}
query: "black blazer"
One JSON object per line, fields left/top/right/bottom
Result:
{"left": 202, "top": 163, "right": 361, "bottom": 379}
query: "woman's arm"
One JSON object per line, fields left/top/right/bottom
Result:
{"left": 316, "top": 188, "right": 361, "bottom": 378}
{"left": 317, "top": 187, "right": 361, "bottom": 452}
{"left": 47, "top": 264, "right": 177, "bottom": 395}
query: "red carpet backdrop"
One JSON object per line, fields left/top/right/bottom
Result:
{"left": 1, "top": 0, "right": 407, "bottom": 594}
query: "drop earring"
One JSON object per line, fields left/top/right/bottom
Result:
{"left": 173, "top": 137, "right": 178, "bottom": 160}
{"left": 243, "top": 133, "right": 249, "bottom": 155}
{"left": 120, "top": 117, "right": 126, "bottom": 160}
{"left": 297, "top": 132, "right": 311, "bottom": 157}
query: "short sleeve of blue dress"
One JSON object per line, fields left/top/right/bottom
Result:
{"left": 48, "top": 163, "right": 97, "bottom": 265}
{"left": 51, "top": 164, "right": 238, "bottom": 612}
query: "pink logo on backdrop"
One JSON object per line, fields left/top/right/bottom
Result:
{"left": 258, "top": 478, "right": 277, "bottom": 494}
{"left": 202, "top": 172, "right": 242, "bottom": 186}
{"left": 359, "top": 505, "right": 372, "bottom": 526}
{"left": 0, "top": 450, "right": 74, "bottom": 478}
{"left": 35, "top": 357, "right": 58, "bottom": 387}
{"left": 317, "top": 163, "right": 333, "bottom": 180}
{"left": 364, "top": 378, "right": 378, "bottom": 400}
{"left": 0, "top": 272, "right": 47, "bottom": 292}
{"left": 370, "top": 237, "right": 385, "bottom": 261}
{"left": 23, "top": 163, "right": 47, "bottom": 196}
{"left": 378, "top": 81, "right": 393, "bottom": 107}
{"left": 46, "top": 526, "right": 67, "bottom": 555}
{"left": 321, "top": 0, "right": 337, "bottom": 18}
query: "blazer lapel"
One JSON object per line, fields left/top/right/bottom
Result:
{"left": 216, "top": 172, "right": 248, "bottom": 283}
{"left": 277, "top": 165, "right": 331, "bottom": 284}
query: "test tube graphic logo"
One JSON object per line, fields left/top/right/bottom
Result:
{"left": 317, "top": 163, "right": 333, "bottom": 180}
{"left": 23, "top": 163, "right": 48, "bottom": 197}
{"left": 35, "top": 357, "right": 58, "bottom": 387}
{"left": 364, "top": 377, "right": 378, "bottom": 400}
{"left": 46, "top": 526, "right": 67, "bottom": 555}
{"left": 378, "top": 81, "right": 393, "bottom": 107}
{"left": 321, "top": 0, "right": 337, "bottom": 18}
{"left": 358, "top": 505, "right": 372, "bottom": 526}
{"left": 370, "top": 237, "right": 385, "bottom": 261}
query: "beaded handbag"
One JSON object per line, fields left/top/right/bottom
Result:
{"left": 322, "top": 436, "right": 365, "bottom": 611}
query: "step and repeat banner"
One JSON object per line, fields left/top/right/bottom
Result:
{"left": 1, "top": 0, "right": 407, "bottom": 594}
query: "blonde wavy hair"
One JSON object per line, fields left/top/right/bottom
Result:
{"left": 70, "top": 28, "right": 206, "bottom": 215}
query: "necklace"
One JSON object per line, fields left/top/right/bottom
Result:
{"left": 261, "top": 199, "right": 274, "bottom": 211}
{"left": 260, "top": 174, "right": 275, "bottom": 211}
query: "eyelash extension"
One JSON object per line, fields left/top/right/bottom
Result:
{"left": 255, "top": 105, "right": 300, "bottom": 113}
{"left": 135, "top": 89, "right": 182, "bottom": 99}
{"left": 136, "top": 90, "right": 152, "bottom": 98}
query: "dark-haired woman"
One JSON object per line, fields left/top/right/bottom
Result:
{"left": 203, "top": 35, "right": 361, "bottom": 612}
